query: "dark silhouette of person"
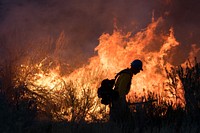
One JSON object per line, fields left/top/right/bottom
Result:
{"left": 109, "top": 59, "right": 143, "bottom": 122}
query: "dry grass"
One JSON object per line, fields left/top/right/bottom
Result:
{"left": 1, "top": 56, "right": 200, "bottom": 133}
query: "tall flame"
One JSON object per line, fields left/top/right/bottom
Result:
{"left": 16, "top": 17, "right": 193, "bottom": 121}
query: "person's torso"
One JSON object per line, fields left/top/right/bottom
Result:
{"left": 114, "top": 69, "right": 133, "bottom": 97}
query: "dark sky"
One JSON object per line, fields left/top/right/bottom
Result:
{"left": 0, "top": 0, "right": 200, "bottom": 67}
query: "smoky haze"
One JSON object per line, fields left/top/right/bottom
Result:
{"left": 0, "top": 0, "right": 200, "bottom": 68}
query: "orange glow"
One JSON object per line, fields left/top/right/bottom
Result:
{"left": 16, "top": 17, "right": 195, "bottom": 121}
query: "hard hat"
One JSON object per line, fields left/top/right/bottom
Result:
{"left": 131, "top": 59, "right": 143, "bottom": 70}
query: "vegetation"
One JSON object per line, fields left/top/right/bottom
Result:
{"left": 0, "top": 59, "right": 200, "bottom": 133}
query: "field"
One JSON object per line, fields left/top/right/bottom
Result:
{"left": 1, "top": 1, "right": 200, "bottom": 132}
{"left": 0, "top": 58, "right": 200, "bottom": 133}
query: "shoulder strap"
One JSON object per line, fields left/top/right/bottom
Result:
{"left": 114, "top": 68, "right": 132, "bottom": 80}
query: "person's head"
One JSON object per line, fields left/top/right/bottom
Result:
{"left": 130, "top": 59, "right": 143, "bottom": 75}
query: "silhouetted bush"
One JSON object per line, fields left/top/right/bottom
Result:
{"left": 1, "top": 57, "right": 200, "bottom": 132}
{"left": 177, "top": 58, "right": 200, "bottom": 117}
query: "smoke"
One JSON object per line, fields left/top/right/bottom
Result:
{"left": 0, "top": 0, "right": 200, "bottom": 67}
{"left": 153, "top": 0, "right": 200, "bottom": 65}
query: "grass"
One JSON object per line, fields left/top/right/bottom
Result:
{"left": 2, "top": 118, "right": 199, "bottom": 133}
{"left": 1, "top": 58, "right": 200, "bottom": 133}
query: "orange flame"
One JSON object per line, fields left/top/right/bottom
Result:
{"left": 16, "top": 17, "right": 194, "bottom": 121}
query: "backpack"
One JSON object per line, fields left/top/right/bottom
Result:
{"left": 97, "top": 78, "right": 118, "bottom": 105}
{"left": 97, "top": 69, "right": 132, "bottom": 105}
